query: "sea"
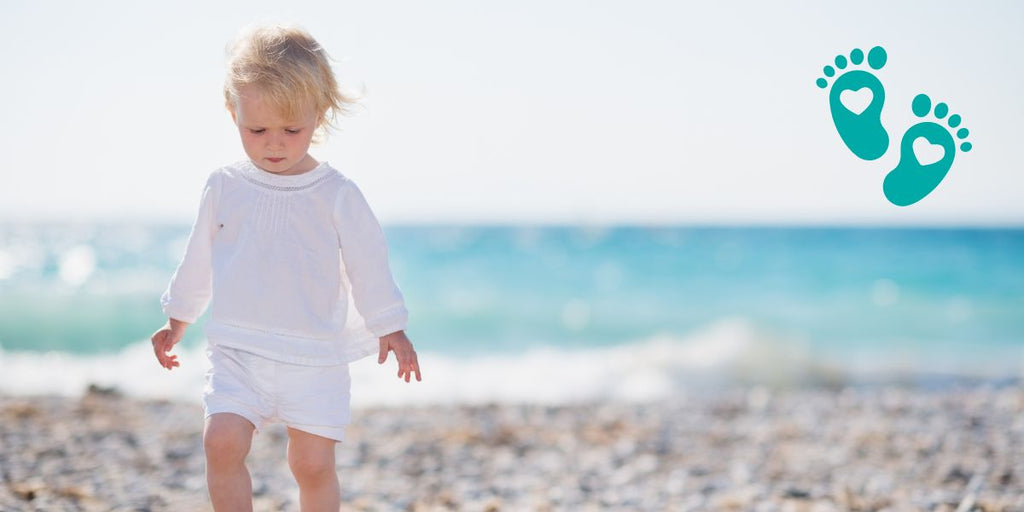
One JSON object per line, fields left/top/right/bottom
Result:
{"left": 0, "top": 223, "right": 1022, "bottom": 406}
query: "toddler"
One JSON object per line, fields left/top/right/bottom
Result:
{"left": 150, "top": 24, "right": 421, "bottom": 511}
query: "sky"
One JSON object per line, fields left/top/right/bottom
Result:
{"left": 0, "top": 1, "right": 1022, "bottom": 225}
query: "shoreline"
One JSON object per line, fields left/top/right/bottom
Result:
{"left": 2, "top": 384, "right": 1022, "bottom": 511}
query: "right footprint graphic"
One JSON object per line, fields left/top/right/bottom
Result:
{"left": 883, "top": 93, "right": 973, "bottom": 206}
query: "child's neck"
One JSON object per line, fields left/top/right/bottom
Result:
{"left": 289, "top": 154, "right": 319, "bottom": 175}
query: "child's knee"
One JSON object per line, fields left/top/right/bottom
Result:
{"left": 203, "top": 413, "right": 254, "bottom": 462}
{"left": 288, "top": 449, "right": 336, "bottom": 482}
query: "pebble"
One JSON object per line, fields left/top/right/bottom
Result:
{"left": 1, "top": 384, "right": 1023, "bottom": 511}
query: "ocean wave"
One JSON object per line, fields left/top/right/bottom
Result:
{"left": 1, "top": 318, "right": 1021, "bottom": 406}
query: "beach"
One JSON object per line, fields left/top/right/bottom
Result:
{"left": 3, "top": 223, "right": 1024, "bottom": 511}
{"left": 2, "top": 384, "right": 1022, "bottom": 511}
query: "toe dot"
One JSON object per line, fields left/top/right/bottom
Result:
{"left": 961, "top": 142, "right": 972, "bottom": 152}
{"left": 816, "top": 78, "right": 828, "bottom": 89}
{"left": 911, "top": 94, "right": 931, "bottom": 117}
{"left": 835, "top": 55, "right": 848, "bottom": 69}
{"left": 850, "top": 48, "right": 864, "bottom": 65}
{"left": 957, "top": 128, "right": 969, "bottom": 139}
{"left": 934, "top": 103, "right": 948, "bottom": 118}
{"left": 867, "top": 46, "right": 888, "bottom": 69}
{"left": 948, "top": 114, "right": 962, "bottom": 127}
{"left": 824, "top": 66, "right": 835, "bottom": 77}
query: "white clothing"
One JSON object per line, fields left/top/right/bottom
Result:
{"left": 161, "top": 160, "right": 408, "bottom": 365}
{"left": 203, "top": 344, "right": 351, "bottom": 442}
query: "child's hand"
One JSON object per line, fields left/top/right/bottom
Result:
{"left": 150, "top": 318, "right": 189, "bottom": 370}
{"left": 378, "top": 330, "right": 421, "bottom": 383}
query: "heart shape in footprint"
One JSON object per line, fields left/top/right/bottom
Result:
{"left": 912, "top": 136, "right": 945, "bottom": 166}
{"left": 839, "top": 87, "right": 873, "bottom": 115}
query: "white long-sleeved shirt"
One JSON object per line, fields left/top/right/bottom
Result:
{"left": 161, "top": 160, "right": 408, "bottom": 365}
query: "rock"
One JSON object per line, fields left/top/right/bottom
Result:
{"left": 3, "top": 385, "right": 1024, "bottom": 510}
{"left": 784, "top": 487, "right": 811, "bottom": 499}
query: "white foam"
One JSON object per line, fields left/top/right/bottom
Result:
{"left": 58, "top": 245, "right": 97, "bottom": 286}
{"left": 0, "top": 342, "right": 211, "bottom": 400}
{"left": 1, "top": 318, "right": 1021, "bottom": 407}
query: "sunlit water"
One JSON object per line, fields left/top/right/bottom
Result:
{"left": 1, "top": 223, "right": 1022, "bottom": 404}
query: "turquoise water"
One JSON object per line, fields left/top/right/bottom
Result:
{"left": 390, "top": 226, "right": 1024, "bottom": 354}
{"left": 1, "top": 223, "right": 1022, "bottom": 400}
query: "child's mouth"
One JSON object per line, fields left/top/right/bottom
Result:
{"left": 267, "top": 158, "right": 285, "bottom": 163}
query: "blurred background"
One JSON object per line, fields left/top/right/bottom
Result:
{"left": 1, "top": 0, "right": 1022, "bottom": 406}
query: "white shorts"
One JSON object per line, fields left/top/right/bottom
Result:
{"left": 203, "top": 344, "right": 352, "bottom": 442}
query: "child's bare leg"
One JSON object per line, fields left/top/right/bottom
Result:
{"left": 204, "top": 413, "right": 256, "bottom": 512}
{"left": 286, "top": 427, "right": 340, "bottom": 512}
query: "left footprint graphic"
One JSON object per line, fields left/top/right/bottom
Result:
{"left": 883, "top": 93, "right": 972, "bottom": 206}
{"left": 817, "top": 46, "right": 889, "bottom": 160}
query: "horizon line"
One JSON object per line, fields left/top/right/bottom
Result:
{"left": 2, "top": 217, "right": 1023, "bottom": 230}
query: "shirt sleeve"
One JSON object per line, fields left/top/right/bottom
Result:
{"left": 333, "top": 179, "right": 409, "bottom": 337}
{"left": 160, "top": 172, "right": 221, "bottom": 324}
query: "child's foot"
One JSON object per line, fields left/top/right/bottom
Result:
{"left": 816, "top": 46, "right": 889, "bottom": 161}
{"left": 883, "top": 93, "right": 973, "bottom": 206}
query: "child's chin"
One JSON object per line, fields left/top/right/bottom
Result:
{"left": 257, "top": 161, "right": 289, "bottom": 173}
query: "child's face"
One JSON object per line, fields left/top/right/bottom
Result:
{"left": 230, "top": 85, "right": 320, "bottom": 175}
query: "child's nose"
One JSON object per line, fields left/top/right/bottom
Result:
{"left": 267, "top": 134, "right": 285, "bottom": 149}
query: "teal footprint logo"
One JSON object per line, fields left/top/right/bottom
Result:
{"left": 816, "top": 46, "right": 974, "bottom": 206}
{"left": 883, "top": 94, "right": 972, "bottom": 206}
{"left": 817, "top": 46, "right": 889, "bottom": 160}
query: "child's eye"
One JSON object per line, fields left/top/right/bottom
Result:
{"left": 249, "top": 128, "right": 266, "bottom": 135}
{"left": 285, "top": 128, "right": 301, "bottom": 135}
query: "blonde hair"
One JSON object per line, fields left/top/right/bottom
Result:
{"left": 224, "top": 24, "right": 358, "bottom": 139}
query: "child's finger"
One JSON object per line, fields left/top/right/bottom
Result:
{"left": 395, "top": 349, "right": 417, "bottom": 382}
{"left": 409, "top": 359, "right": 422, "bottom": 382}
{"left": 377, "top": 340, "right": 389, "bottom": 364}
{"left": 396, "top": 352, "right": 411, "bottom": 380}
{"left": 399, "top": 356, "right": 415, "bottom": 385}
{"left": 402, "top": 358, "right": 418, "bottom": 383}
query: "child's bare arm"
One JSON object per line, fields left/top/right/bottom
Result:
{"left": 150, "top": 318, "right": 190, "bottom": 370}
{"left": 378, "top": 330, "right": 421, "bottom": 383}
